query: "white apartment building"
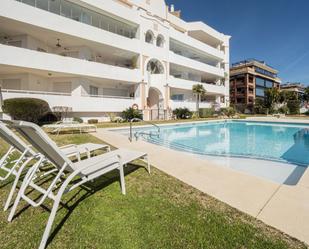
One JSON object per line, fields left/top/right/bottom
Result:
{"left": 0, "top": 0, "right": 230, "bottom": 121}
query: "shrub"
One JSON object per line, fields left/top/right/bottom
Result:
{"left": 173, "top": 108, "right": 192, "bottom": 119}
{"left": 3, "top": 98, "right": 50, "bottom": 124}
{"left": 88, "top": 119, "right": 98, "bottom": 124}
{"left": 220, "top": 107, "right": 236, "bottom": 117}
{"left": 73, "top": 117, "right": 83, "bottom": 123}
{"left": 287, "top": 100, "right": 301, "bottom": 115}
{"left": 278, "top": 105, "right": 289, "bottom": 114}
{"left": 38, "top": 112, "right": 59, "bottom": 125}
{"left": 199, "top": 108, "right": 215, "bottom": 118}
{"left": 121, "top": 107, "right": 143, "bottom": 121}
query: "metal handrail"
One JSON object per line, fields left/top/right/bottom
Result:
{"left": 129, "top": 118, "right": 160, "bottom": 142}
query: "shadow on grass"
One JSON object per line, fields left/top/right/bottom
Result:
{"left": 37, "top": 163, "right": 144, "bottom": 248}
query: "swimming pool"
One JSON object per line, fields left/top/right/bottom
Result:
{"left": 116, "top": 120, "right": 309, "bottom": 184}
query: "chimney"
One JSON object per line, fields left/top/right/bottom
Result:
{"left": 169, "top": 4, "right": 181, "bottom": 18}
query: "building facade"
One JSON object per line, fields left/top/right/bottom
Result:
{"left": 280, "top": 82, "right": 305, "bottom": 99}
{"left": 0, "top": 0, "right": 230, "bottom": 121}
{"left": 230, "top": 59, "right": 281, "bottom": 112}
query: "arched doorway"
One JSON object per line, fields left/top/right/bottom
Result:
{"left": 148, "top": 87, "right": 164, "bottom": 120}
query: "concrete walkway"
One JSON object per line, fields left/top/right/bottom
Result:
{"left": 94, "top": 124, "right": 309, "bottom": 244}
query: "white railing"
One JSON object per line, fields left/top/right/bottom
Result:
{"left": 15, "top": 0, "right": 137, "bottom": 39}
{"left": 168, "top": 77, "right": 226, "bottom": 95}
{"left": 169, "top": 52, "right": 225, "bottom": 78}
{"left": 170, "top": 100, "right": 213, "bottom": 111}
{"left": 1, "top": 89, "right": 71, "bottom": 96}
{"left": 2, "top": 89, "right": 135, "bottom": 112}
{"left": 81, "top": 94, "right": 133, "bottom": 99}
{"left": 0, "top": 44, "right": 140, "bottom": 83}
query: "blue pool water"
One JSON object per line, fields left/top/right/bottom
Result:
{"left": 122, "top": 120, "right": 309, "bottom": 167}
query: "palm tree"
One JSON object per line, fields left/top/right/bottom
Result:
{"left": 192, "top": 84, "right": 206, "bottom": 117}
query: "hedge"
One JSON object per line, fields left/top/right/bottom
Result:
{"left": 3, "top": 98, "right": 51, "bottom": 124}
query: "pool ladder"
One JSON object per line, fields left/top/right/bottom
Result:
{"left": 129, "top": 118, "right": 160, "bottom": 142}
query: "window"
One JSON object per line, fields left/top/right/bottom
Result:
{"left": 145, "top": 30, "right": 154, "bottom": 44}
{"left": 147, "top": 59, "right": 164, "bottom": 74}
{"left": 60, "top": 1, "right": 72, "bottom": 18}
{"left": 2, "top": 79, "right": 21, "bottom": 90}
{"left": 23, "top": 0, "right": 35, "bottom": 6}
{"left": 53, "top": 82, "right": 71, "bottom": 93}
{"left": 256, "top": 77, "right": 265, "bottom": 86}
{"left": 49, "top": 0, "right": 60, "bottom": 15}
{"left": 156, "top": 35, "right": 164, "bottom": 47}
{"left": 36, "top": 0, "right": 48, "bottom": 10}
{"left": 171, "top": 94, "right": 184, "bottom": 101}
{"left": 8, "top": 41, "right": 22, "bottom": 47}
{"left": 265, "top": 80, "right": 273, "bottom": 88}
{"left": 89, "top": 85, "right": 99, "bottom": 96}
{"left": 256, "top": 87, "right": 265, "bottom": 97}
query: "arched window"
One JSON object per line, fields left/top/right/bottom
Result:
{"left": 147, "top": 59, "right": 164, "bottom": 74}
{"left": 145, "top": 30, "right": 154, "bottom": 44}
{"left": 156, "top": 34, "right": 164, "bottom": 47}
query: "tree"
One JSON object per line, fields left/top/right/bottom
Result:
{"left": 303, "top": 87, "right": 309, "bottom": 102}
{"left": 192, "top": 84, "right": 206, "bottom": 117}
{"left": 264, "top": 88, "right": 280, "bottom": 113}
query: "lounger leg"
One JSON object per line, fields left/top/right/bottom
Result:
{"left": 7, "top": 172, "right": 29, "bottom": 222}
{"left": 39, "top": 198, "right": 61, "bottom": 249}
{"left": 39, "top": 176, "right": 72, "bottom": 249}
{"left": 119, "top": 165, "right": 126, "bottom": 195}
{"left": 4, "top": 157, "right": 32, "bottom": 211}
{"left": 8, "top": 158, "right": 43, "bottom": 222}
{"left": 145, "top": 155, "right": 151, "bottom": 174}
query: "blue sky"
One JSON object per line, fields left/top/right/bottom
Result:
{"left": 165, "top": 0, "right": 309, "bottom": 84}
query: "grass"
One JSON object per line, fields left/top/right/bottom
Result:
{"left": 0, "top": 133, "right": 307, "bottom": 249}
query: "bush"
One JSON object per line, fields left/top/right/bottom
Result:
{"left": 3, "top": 98, "right": 51, "bottom": 124}
{"left": 199, "top": 108, "right": 215, "bottom": 118}
{"left": 38, "top": 112, "right": 59, "bottom": 125}
{"left": 287, "top": 100, "right": 301, "bottom": 115}
{"left": 220, "top": 107, "right": 236, "bottom": 117}
{"left": 73, "top": 117, "right": 83, "bottom": 123}
{"left": 278, "top": 105, "right": 289, "bottom": 114}
{"left": 121, "top": 107, "right": 143, "bottom": 121}
{"left": 173, "top": 108, "right": 192, "bottom": 119}
{"left": 88, "top": 119, "right": 98, "bottom": 124}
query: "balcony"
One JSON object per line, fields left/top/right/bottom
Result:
{"left": 2, "top": 89, "right": 135, "bottom": 112}
{"left": 170, "top": 29, "right": 225, "bottom": 61}
{"left": 1, "top": 0, "right": 139, "bottom": 54}
{"left": 169, "top": 52, "right": 224, "bottom": 78}
{"left": 0, "top": 44, "right": 140, "bottom": 83}
{"left": 170, "top": 99, "right": 213, "bottom": 111}
{"left": 168, "top": 76, "right": 225, "bottom": 95}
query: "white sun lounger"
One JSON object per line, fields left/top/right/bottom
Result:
{"left": 43, "top": 121, "right": 97, "bottom": 135}
{"left": 6, "top": 120, "right": 149, "bottom": 249}
{"left": 0, "top": 121, "right": 110, "bottom": 211}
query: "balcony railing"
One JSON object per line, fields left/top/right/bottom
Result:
{"left": 81, "top": 94, "right": 133, "bottom": 99}
{"left": 1, "top": 89, "right": 71, "bottom": 96}
{"left": 15, "top": 0, "right": 137, "bottom": 39}
{"left": 0, "top": 41, "right": 136, "bottom": 70}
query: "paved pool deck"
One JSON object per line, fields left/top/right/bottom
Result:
{"left": 94, "top": 118, "right": 309, "bottom": 245}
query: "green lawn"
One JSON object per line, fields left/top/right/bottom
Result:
{"left": 0, "top": 133, "right": 307, "bottom": 249}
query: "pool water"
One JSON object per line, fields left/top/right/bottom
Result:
{"left": 116, "top": 120, "right": 309, "bottom": 184}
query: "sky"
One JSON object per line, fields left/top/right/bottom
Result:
{"left": 165, "top": 0, "right": 309, "bottom": 84}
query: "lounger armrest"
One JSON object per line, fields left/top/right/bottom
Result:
{"left": 76, "top": 154, "right": 122, "bottom": 173}
{"left": 59, "top": 144, "right": 77, "bottom": 149}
